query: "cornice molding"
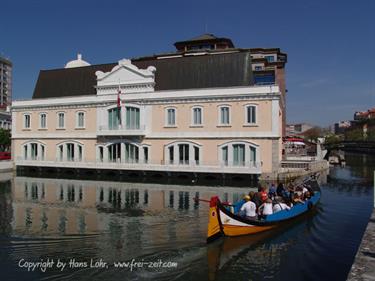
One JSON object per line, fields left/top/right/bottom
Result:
{"left": 12, "top": 93, "right": 279, "bottom": 111}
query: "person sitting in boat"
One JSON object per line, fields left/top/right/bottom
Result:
{"left": 258, "top": 198, "right": 273, "bottom": 217}
{"left": 292, "top": 193, "right": 305, "bottom": 205}
{"left": 260, "top": 187, "right": 268, "bottom": 203}
{"left": 272, "top": 197, "right": 291, "bottom": 213}
{"left": 251, "top": 187, "right": 263, "bottom": 209}
{"left": 268, "top": 183, "right": 277, "bottom": 200}
{"left": 303, "top": 191, "right": 312, "bottom": 201}
{"left": 240, "top": 195, "right": 257, "bottom": 220}
{"left": 277, "top": 183, "right": 290, "bottom": 199}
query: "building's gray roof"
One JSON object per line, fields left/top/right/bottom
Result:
{"left": 32, "top": 51, "right": 254, "bottom": 99}
{"left": 187, "top": 33, "right": 219, "bottom": 41}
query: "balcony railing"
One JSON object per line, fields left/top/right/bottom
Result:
{"left": 15, "top": 158, "right": 262, "bottom": 174}
{"left": 97, "top": 124, "right": 146, "bottom": 136}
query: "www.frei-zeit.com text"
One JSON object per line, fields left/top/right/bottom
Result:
{"left": 18, "top": 258, "right": 178, "bottom": 272}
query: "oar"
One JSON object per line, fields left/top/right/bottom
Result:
{"left": 193, "top": 197, "right": 232, "bottom": 206}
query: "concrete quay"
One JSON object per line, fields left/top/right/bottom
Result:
{"left": 348, "top": 172, "right": 375, "bottom": 281}
{"left": 347, "top": 209, "right": 375, "bottom": 281}
{"left": 0, "top": 160, "right": 13, "bottom": 172}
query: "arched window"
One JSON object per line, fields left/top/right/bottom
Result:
{"left": 56, "top": 141, "right": 84, "bottom": 162}
{"left": 22, "top": 141, "right": 46, "bottom": 161}
{"left": 165, "top": 141, "right": 201, "bottom": 165}
{"left": 97, "top": 141, "right": 148, "bottom": 164}
{"left": 219, "top": 141, "right": 259, "bottom": 167}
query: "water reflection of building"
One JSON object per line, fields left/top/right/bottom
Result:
{"left": 12, "top": 177, "right": 249, "bottom": 236}
{"left": 0, "top": 180, "right": 13, "bottom": 235}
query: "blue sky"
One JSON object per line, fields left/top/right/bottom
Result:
{"left": 1, "top": 0, "right": 374, "bottom": 127}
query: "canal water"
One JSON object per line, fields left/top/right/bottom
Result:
{"left": 0, "top": 152, "right": 373, "bottom": 281}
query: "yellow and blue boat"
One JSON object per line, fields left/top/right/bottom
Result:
{"left": 207, "top": 178, "right": 321, "bottom": 243}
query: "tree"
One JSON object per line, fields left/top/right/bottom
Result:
{"left": 302, "top": 127, "right": 323, "bottom": 142}
{"left": 0, "top": 128, "right": 11, "bottom": 151}
{"left": 344, "top": 128, "right": 363, "bottom": 141}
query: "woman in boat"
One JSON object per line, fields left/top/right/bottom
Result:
{"left": 292, "top": 193, "right": 305, "bottom": 205}
{"left": 258, "top": 198, "right": 273, "bottom": 218}
{"left": 272, "top": 197, "right": 291, "bottom": 213}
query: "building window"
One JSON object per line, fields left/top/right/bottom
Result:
{"left": 194, "top": 146, "right": 200, "bottom": 165}
{"left": 99, "top": 146, "right": 104, "bottom": 162}
{"left": 143, "top": 147, "right": 149, "bottom": 164}
{"left": 166, "top": 108, "right": 176, "bottom": 126}
{"left": 76, "top": 112, "right": 85, "bottom": 128}
{"left": 245, "top": 105, "right": 257, "bottom": 124}
{"left": 265, "top": 55, "right": 275, "bottom": 62}
{"left": 108, "top": 108, "right": 121, "bottom": 130}
{"left": 58, "top": 145, "right": 63, "bottom": 161}
{"left": 58, "top": 142, "right": 83, "bottom": 162}
{"left": 40, "top": 113, "right": 47, "bottom": 129}
{"left": 57, "top": 112, "right": 65, "bottom": 129}
{"left": 108, "top": 143, "right": 121, "bottom": 162}
{"left": 178, "top": 144, "right": 189, "bottom": 165}
{"left": 66, "top": 143, "right": 74, "bottom": 161}
{"left": 23, "top": 145, "right": 28, "bottom": 159}
{"left": 192, "top": 107, "right": 202, "bottom": 125}
{"left": 254, "top": 66, "right": 262, "bottom": 71}
{"left": 233, "top": 144, "right": 245, "bottom": 166}
{"left": 41, "top": 145, "right": 45, "bottom": 160}
{"left": 166, "top": 142, "right": 201, "bottom": 165}
{"left": 125, "top": 107, "right": 140, "bottom": 129}
{"left": 222, "top": 146, "right": 228, "bottom": 166}
{"left": 24, "top": 114, "right": 31, "bottom": 129}
{"left": 23, "top": 142, "right": 45, "bottom": 161}
{"left": 250, "top": 146, "right": 256, "bottom": 163}
{"left": 219, "top": 106, "right": 230, "bottom": 125}
{"left": 31, "top": 143, "right": 38, "bottom": 160}
{"left": 78, "top": 145, "right": 83, "bottom": 161}
{"left": 168, "top": 146, "right": 174, "bottom": 164}
{"left": 219, "top": 142, "right": 258, "bottom": 167}
{"left": 124, "top": 143, "right": 139, "bottom": 163}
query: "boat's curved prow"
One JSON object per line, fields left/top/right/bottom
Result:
{"left": 207, "top": 196, "right": 222, "bottom": 243}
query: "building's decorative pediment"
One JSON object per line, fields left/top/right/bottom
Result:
{"left": 95, "top": 59, "right": 156, "bottom": 95}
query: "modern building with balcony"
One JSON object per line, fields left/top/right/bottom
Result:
{"left": 11, "top": 35, "right": 286, "bottom": 181}
{"left": 0, "top": 56, "right": 12, "bottom": 110}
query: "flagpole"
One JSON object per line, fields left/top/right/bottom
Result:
{"left": 117, "top": 79, "right": 122, "bottom": 127}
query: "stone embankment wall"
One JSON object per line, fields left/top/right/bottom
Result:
{"left": 261, "top": 160, "right": 329, "bottom": 181}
